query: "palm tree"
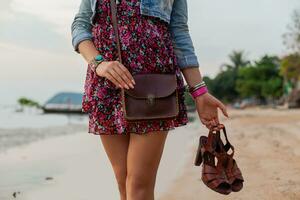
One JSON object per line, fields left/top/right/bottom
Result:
{"left": 222, "top": 50, "right": 250, "bottom": 72}
{"left": 212, "top": 50, "right": 250, "bottom": 102}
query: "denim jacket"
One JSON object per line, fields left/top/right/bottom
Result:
{"left": 71, "top": 0, "right": 199, "bottom": 69}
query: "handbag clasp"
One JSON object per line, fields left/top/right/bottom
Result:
{"left": 147, "top": 94, "right": 155, "bottom": 106}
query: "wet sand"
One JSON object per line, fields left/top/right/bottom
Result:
{"left": 0, "top": 112, "right": 200, "bottom": 199}
{"left": 1, "top": 108, "right": 300, "bottom": 199}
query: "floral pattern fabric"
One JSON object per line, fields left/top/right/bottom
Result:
{"left": 82, "top": 0, "right": 189, "bottom": 135}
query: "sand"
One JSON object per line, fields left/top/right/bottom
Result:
{"left": 1, "top": 108, "right": 300, "bottom": 200}
{"left": 160, "top": 108, "right": 300, "bottom": 200}
{"left": 0, "top": 113, "right": 200, "bottom": 200}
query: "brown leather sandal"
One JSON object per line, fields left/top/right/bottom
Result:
{"left": 194, "top": 135, "right": 203, "bottom": 166}
{"left": 216, "top": 126, "right": 244, "bottom": 192}
{"left": 194, "top": 133, "right": 232, "bottom": 195}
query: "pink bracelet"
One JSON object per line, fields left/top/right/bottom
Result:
{"left": 191, "top": 86, "right": 208, "bottom": 99}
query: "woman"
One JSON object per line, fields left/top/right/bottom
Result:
{"left": 71, "top": 0, "right": 229, "bottom": 199}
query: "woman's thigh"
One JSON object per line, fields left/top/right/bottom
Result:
{"left": 127, "top": 131, "right": 169, "bottom": 186}
{"left": 100, "top": 134, "right": 130, "bottom": 181}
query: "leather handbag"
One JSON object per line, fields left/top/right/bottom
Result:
{"left": 109, "top": 0, "right": 179, "bottom": 121}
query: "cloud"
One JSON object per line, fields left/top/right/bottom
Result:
{"left": 0, "top": 12, "right": 71, "bottom": 53}
{"left": 10, "top": 0, "right": 82, "bottom": 37}
{"left": 0, "top": 0, "right": 85, "bottom": 83}
{"left": 0, "top": 0, "right": 84, "bottom": 53}
{"left": 0, "top": 0, "right": 15, "bottom": 21}
{"left": 0, "top": 0, "right": 12, "bottom": 11}
{"left": 0, "top": 41, "right": 84, "bottom": 81}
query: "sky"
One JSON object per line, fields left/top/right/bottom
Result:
{"left": 0, "top": 0, "right": 299, "bottom": 104}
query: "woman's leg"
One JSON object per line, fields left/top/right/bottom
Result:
{"left": 126, "top": 131, "right": 168, "bottom": 200}
{"left": 100, "top": 134, "right": 130, "bottom": 200}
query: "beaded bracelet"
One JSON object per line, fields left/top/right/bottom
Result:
{"left": 191, "top": 86, "right": 208, "bottom": 99}
{"left": 187, "top": 81, "right": 206, "bottom": 93}
{"left": 89, "top": 54, "right": 105, "bottom": 73}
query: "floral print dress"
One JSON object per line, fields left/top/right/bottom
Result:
{"left": 82, "top": 0, "right": 189, "bottom": 135}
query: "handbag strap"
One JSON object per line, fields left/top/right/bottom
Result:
{"left": 110, "top": 0, "right": 123, "bottom": 63}
{"left": 109, "top": 0, "right": 177, "bottom": 76}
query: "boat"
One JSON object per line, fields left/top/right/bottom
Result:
{"left": 42, "top": 92, "right": 84, "bottom": 114}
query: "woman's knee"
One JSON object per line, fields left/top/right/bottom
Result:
{"left": 126, "top": 172, "right": 155, "bottom": 195}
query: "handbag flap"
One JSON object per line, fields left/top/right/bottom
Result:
{"left": 124, "top": 73, "right": 177, "bottom": 99}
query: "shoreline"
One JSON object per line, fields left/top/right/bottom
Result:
{"left": 1, "top": 108, "right": 300, "bottom": 199}
{"left": 0, "top": 112, "right": 201, "bottom": 199}
{"left": 0, "top": 124, "right": 87, "bottom": 153}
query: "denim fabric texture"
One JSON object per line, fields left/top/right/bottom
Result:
{"left": 71, "top": 0, "right": 199, "bottom": 68}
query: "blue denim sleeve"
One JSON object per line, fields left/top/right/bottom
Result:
{"left": 168, "top": 0, "right": 199, "bottom": 69}
{"left": 71, "top": 0, "right": 93, "bottom": 54}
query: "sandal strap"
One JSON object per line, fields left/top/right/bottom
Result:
{"left": 225, "top": 157, "right": 244, "bottom": 183}
{"left": 205, "top": 130, "right": 224, "bottom": 156}
{"left": 202, "top": 130, "right": 230, "bottom": 166}
{"left": 205, "top": 129, "right": 217, "bottom": 153}
{"left": 227, "top": 172, "right": 244, "bottom": 183}
{"left": 204, "top": 177, "right": 229, "bottom": 189}
{"left": 216, "top": 126, "right": 235, "bottom": 158}
{"left": 202, "top": 165, "right": 227, "bottom": 183}
{"left": 222, "top": 126, "right": 234, "bottom": 152}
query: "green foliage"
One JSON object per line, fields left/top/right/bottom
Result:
{"left": 18, "top": 97, "right": 41, "bottom": 108}
{"left": 236, "top": 66, "right": 261, "bottom": 98}
{"left": 222, "top": 50, "right": 250, "bottom": 71}
{"left": 236, "top": 55, "right": 283, "bottom": 100}
{"left": 280, "top": 53, "right": 300, "bottom": 81}
{"left": 210, "top": 68, "right": 239, "bottom": 103}
{"left": 202, "top": 76, "right": 214, "bottom": 90}
{"left": 190, "top": 51, "right": 285, "bottom": 104}
{"left": 200, "top": 9, "right": 300, "bottom": 104}
{"left": 261, "top": 77, "right": 283, "bottom": 99}
{"left": 184, "top": 89, "right": 195, "bottom": 107}
{"left": 206, "top": 50, "right": 250, "bottom": 103}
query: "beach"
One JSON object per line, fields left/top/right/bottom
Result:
{"left": 160, "top": 108, "right": 300, "bottom": 200}
{"left": 0, "top": 109, "right": 199, "bottom": 199}
{"left": 1, "top": 108, "right": 300, "bottom": 199}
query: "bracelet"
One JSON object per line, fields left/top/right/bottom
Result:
{"left": 187, "top": 81, "right": 206, "bottom": 93}
{"left": 89, "top": 54, "right": 105, "bottom": 72}
{"left": 191, "top": 86, "right": 208, "bottom": 99}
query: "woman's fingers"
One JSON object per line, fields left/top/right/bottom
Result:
{"left": 208, "top": 119, "right": 218, "bottom": 130}
{"left": 200, "top": 118, "right": 223, "bottom": 131}
{"left": 209, "top": 119, "right": 217, "bottom": 126}
{"left": 113, "top": 65, "right": 133, "bottom": 89}
{"left": 109, "top": 67, "right": 131, "bottom": 89}
{"left": 200, "top": 116, "right": 224, "bottom": 131}
{"left": 96, "top": 61, "right": 135, "bottom": 89}
{"left": 217, "top": 101, "right": 229, "bottom": 118}
{"left": 200, "top": 117, "right": 210, "bottom": 127}
{"left": 214, "top": 117, "right": 220, "bottom": 124}
{"left": 206, "top": 124, "right": 212, "bottom": 130}
{"left": 107, "top": 68, "right": 129, "bottom": 89}
{"left": 212, "top": 118, "right": 218, "bottom": 126}
{"left": 105, "top": 72, "right": 122, "bottom": 88}
{"left": 117, "top": 62, "right": 135, "bottom": 85}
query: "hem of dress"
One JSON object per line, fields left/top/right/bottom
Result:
{"left": 87, "top": 121, "right": 189, "bottom": 135}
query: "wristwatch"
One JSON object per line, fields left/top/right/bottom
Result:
{"left": 89, "top": 54, "right": 105, "bottom": 72}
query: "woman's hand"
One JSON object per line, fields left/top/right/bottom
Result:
{"left": 77, "top": 40, "right": 135, "bottom": 89}
{"left": 194, "top": 92, "right": 229, "bottom": 130}
{"left": 96, "top": 61, "right": 135, "bottom": 89}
